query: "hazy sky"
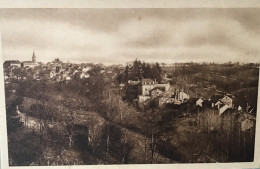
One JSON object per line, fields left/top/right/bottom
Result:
{"left": 0, "top": 8, "right": 260, "bottom": 65}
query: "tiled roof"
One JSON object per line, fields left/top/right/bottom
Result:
{"left": 141, "top": 78, "right": 154, "bottom": 83}
{"left": 5, "top": 60, "right": 21, "bottom": 64}
{"left": 23, "top": 61, "right": 35, "bottom": 64}
{"left": 10, "top": 60, "right": 21, "bottom": 64}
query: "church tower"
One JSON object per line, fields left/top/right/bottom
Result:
{"left": 32, "top": 52, "right": 36, "bottom": 62}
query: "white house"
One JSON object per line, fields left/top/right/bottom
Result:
{"left": 219, "top": 104, "right": 229, "bottom": 115}
{"left": 220, "top": 95, "right": 233, "bottom": 108}
{"left": 196, "top": 98, "right": 203, "bottom": 107}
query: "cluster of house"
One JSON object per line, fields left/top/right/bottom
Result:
{"left": 195, "top": 93, "right": 254, "bottom": 116}
{"left": 38, "top": 59, "right": 92, "bottom": 82}
{"left": 130, "top": 78, "right": 253, "bottom": 116}
{"left": 3, "top": 52, "right": 93, "bottom": 82}
{"left": 137, "top": 78, "right": 171, "bottom": 104}
{"left": 127, "top": 78, "right": 190, "bottom": 106}
{"left": 4, "top": 52, "right": 124, "bottom": 85}
{"left": 4, "top": 52, "right": 38, "bottom": 69}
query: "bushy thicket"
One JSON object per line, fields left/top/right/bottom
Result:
{"left": 194, "top": 109, "right": 255, "bottom": 162}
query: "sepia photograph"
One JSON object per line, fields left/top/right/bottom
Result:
{"left": 0, "top": 7, "right": 259, "bottom": 168}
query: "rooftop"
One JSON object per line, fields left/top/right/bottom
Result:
{"left": 141, "top": 78, "right": 154, "bottom": 83}
{"left": 5, "top": 60, "right": 21, "bottom": 64}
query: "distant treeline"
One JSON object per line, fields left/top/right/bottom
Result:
{"left": 117, "top": 59, "right": 163, "bottom": 83}
{"left": 170, "top": 63, "right": 259, "bottom": 92}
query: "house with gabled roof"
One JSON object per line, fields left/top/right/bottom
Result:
{"left": 138, "top": 78, "right": 171, "bottom": 104}
{"left": 215, "top": 100, "right": 223, "bottom": 109}
{"left": 220, "top": 95, "right": 234, "bottom": 108}
{"left": 140, "top": 78, "right": 157, "bottom": 96}
{"left": 196, "top": 98, "right": 203, "bottom": 107}
{"left": 219, "top": 104, "right": 229, "bottom": 115}
{"left": 4, "top": 60, "right": 21, "bottom": 68}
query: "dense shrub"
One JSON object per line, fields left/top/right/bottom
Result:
{"left": 195, "top": 109, "right": 255, "bottom": 162}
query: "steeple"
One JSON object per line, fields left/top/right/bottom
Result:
{"left": 32, "top": 51, "right": 36, "bottom": 62}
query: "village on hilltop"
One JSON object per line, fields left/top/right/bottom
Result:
{"left": 4, "top": 52, "right": 257, "bottom": 117}
{"left": 3, "top": 51, "right": 258, "bottom": 165}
